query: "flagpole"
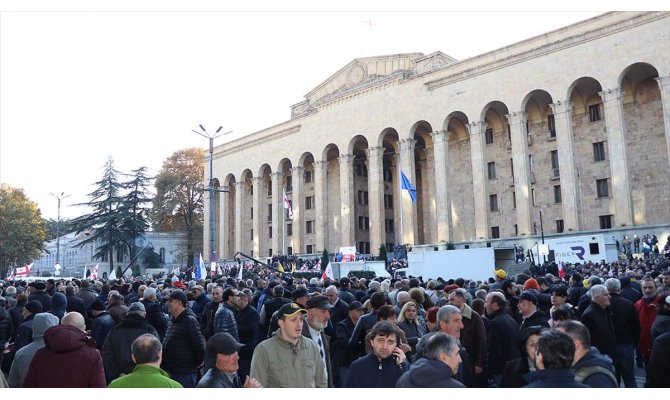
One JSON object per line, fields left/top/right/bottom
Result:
{"left": 398, "top": 156, "right": 403, "bottom": 247}
{"left": 282, "top": 189, "right": 286, "bottom": 256}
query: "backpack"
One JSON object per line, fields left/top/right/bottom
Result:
{"left": 574, "top": 365, "right": 617, "bottom": 387}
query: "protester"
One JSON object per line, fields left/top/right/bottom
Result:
{"left": 197, "top": 332, "right": 262, "bottom": 388}
{"left": 396, "top": 332, "right": 465, "bottom": 388}
{"left": 523, "top": 330, "right": 589, "bottom": 388}
{"left": 7, "top": 313, "right": 59, "bottom": 388}
{"left": 108, "top": 334, "right": 182, "bottom": 388}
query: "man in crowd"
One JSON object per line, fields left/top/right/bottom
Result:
{"left": 335, "top": 300, "right": 365, "bottom": 387}
{"left": 23, "top": 312, "right": 106, "bottom": 387}
{"left": 14, "top": 300, "right": 43, "bottom": 353}
{"left": 214, "top": 287, "right": 240, "bottom": 340}
{"left": 523, "top": 330, "right": 588, "bottom": 388}
{"left": 348, "top": 292, "right": 387, "bottom": 355}
{"left": 557, "top": 320, "right": 617, "bottom": 387}
{"left": 90, "top": 298, "right": 115, "bottom": 351}
{"left": 518, "top": 291, "right": 549, "bottom": 330}
{"left": 448, "top": 288, "right": 486, "bottom": 382}
{"left": 234, "top": 290, "right": 260, "bottom": 380}
{"left": 160, "top": 289, "right": 206, "bottom": 388}
{"left": 197, "top": 332, "right": 262, "bottom": 388}
{"left": 108, "top": 334, "right": 182, "bottom": 388}
{"left": 65, "top": 285, "right": 86, "bottom": 319}
{"left": 141, "top": 287, "right": 167, "bottom": 340}
{"left": 28, "top": 281, "right": 52, "bottom": 312}
{"left": 201, "top": 285, "right": 223, "bottom": 339}
{"left": 337, "top": 277, "right": 356, "bottom": 304}
{"left": 345, "top": 320, "right": 409, "bottom": 388}
{"left": 102, "top": 302, "right": 159, "bottom": 382}
{"left": 580, "top": 284, "right": 617, "bottom": 366}
{"left": 259, "top": 284, "right": 290, "bottom": 338}
{"left": 396, "top": 332, "right": 465, "bottom": 388}
{"left": 0, "top": 297, "right": 12, "bottom": 368}
{"left": 190, "top": 285, "right": 211, "bottom": 322}
{"left": 302, "top": 295, "right": 334, "bottom": 387}
{"left": 7, "top": 312, "right": 59, "bottom": 388}
{"left": 605, "top": 277, "right": 640, "bottom": 388}
{"left": 634, "top": 277, "right": 662, "bottom": 367}
{"left": 484, "top": 291, "right": 520, "bottom": 387}
{"left": 250, "top": 302, "right": 326, "bottom": 387}
{"left": 107, "top": 291, "right": 129, "bottom": 325}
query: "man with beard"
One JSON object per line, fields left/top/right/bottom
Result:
{"left": 301, "top": 295, "right": 334, "bottom": 387}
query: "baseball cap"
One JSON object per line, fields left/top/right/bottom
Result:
{"left": 207, "top": 332, "right": 245, "bottom": 356}
{"left": 306, "top": 295, "right": 334, "bottom": 310}
{"left": 277, "top": 302, "right": 308, "bottom": 318}
{"left": 495, "top": 269, "right": 507, "bottom": 279}
{"left": 519, "top": 291, "right": 538, "bottom": 305}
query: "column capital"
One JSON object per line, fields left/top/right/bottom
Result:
{"left": 235, "top": 181, "right": 246, "bottom": 188}
{"left": 291, "top": 166, "right": 304, "bottom": 174}
{"left": 338, "top": 153, "right": 355, "bottom": 164}
{"left": 367, "top": 146, "right": 385, "bottom": 158}
{"left": 467, "top": 121, "right": 486, "bottom": 135}
{"left": 549, "top": 100, "right": 574, "bottom": 115}
{"left": 399, "top": 138, "right": 417, "bottom": 152}
{"left": 253, "top": 176, "right": 263, "bottom": 183}
{"left": 506, "top": 111, "right": 528, "bottom": 126}
{"left": 271, "top": 171, "right": 282, "bottom": 178}
{"left": 598, "top": 87, "right": 625, "bottom": 103}
{"left": 314, "top": 160, "right": 328, "bottom": 168}
{"left": 430, "top": 130, "right": 449, "bottom": 141}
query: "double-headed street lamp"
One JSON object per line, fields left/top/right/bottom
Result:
{"left": 193, "top": 124, "right": 232, "bottom": 262}
{"left": 49, "top": 191, "right": 71, "bottom": 268}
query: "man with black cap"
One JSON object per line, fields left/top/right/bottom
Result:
{"left": 338, "top": 277, "right": 356, "bottom": 305}
{"left": 301, "top": 295, "right": 334, "bottom": 387}
{"left": 335, "top": 300, "right": 365, "bottom": 387}
{"left": 250, "top": 302, "right": 326, "bottom": 387}
{"left": 14, "top": 300, "right": 43, "bottom": 353}
{"left": 197, "top": 332, "right": 262, "bottom": 388}
{"left": 28, "top": 281, "right": 52, "bottom": 312}
{"left": 161, "top": 289, "right": 206, "bottom": 388}
{"left": 518, "top": 291, "right": 549, "bottom": 331}
{"left": 102, "top": 302, "right": 159, "bottom": 382}
{"left": 291, "top": 286, "right": 309, "bottom": 308}
{"left": 90, "top": 298, "right": 114, "bottom": 351}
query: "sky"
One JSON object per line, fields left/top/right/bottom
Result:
{"left": 0, "top": 1, "right": 660, "bottom": 221}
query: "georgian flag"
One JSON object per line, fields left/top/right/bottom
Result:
{"left": 558, "top": 262, "right": 566, "bottom": 279}
{"left": 90, "top": 264, "right": 99, "bottom": 280}
{"left": 15, "top": 263, "right": 33, "bottom": 277}
{"left": 283, "top": 189, "right": 294, "bottom": 220}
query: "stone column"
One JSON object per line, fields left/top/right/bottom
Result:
{"left": 219, "top": 185, "right": 229, "bottom": 258}
{"left": 314, "top": 160, "right": 328, "bottom": 252}
{"left": 599, "top": 88, "right": 634, "bottom": 226}
{"left": 431, "top": 130, "right": 451, "bottom": 243}
{"left": 507, "top": 111, "right": 532, "bottom": 236}
{"left": 367, "top": 146, "right": 385, "bottom": 255}
{"left": 398, "top": 139, "right": 417, "bottom": 245}
{"left": 550, "top": 101, "right": 581, "bottom": 231}
{"left": 467, "top": 122, "right": 489, "bottom": 239}
{"left": 291, "top": 166, "right": 303, "bottom": 254}
{"left": 339, "top": 154, "right": 356, "bottom": 248}
{"left": 252, "top": 177, "right": 263, "bottom": 257}
{"left": 271, "top": 172, "right": 282, "bottom": 255}
{"left": 655, "top": 75, "right": 670, "bottom": 172}
{"left": 234, "top": 181, "right": 244, "bottom": 255}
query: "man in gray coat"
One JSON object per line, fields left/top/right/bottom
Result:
{"left": 8, "top": 313, "right": 59, "bottom": 387}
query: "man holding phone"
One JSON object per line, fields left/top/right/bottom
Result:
{"left": 344, "top": 321, "right": 409, "bottom": 388}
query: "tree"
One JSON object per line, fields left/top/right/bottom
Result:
{"left": 321, "top": 249, "right": 330, "bottom": 271}
{"left": 44, "top": 218, "right": 74, "bottom": 241}
{"left": 118, "top": 166, "right": 153, "bottom": 270}
{"left": 150, "top": 148, "right": 204, "bottom": 269}
{"left": 0, "top": 184, "right": 48, "bottom": 274}
{"left": 378, "top": 244, "right": 388, "bottom": 265}
{"left": 71, "top": 158, "right": 127, "bottom": 274}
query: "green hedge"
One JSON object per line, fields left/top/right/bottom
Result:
{"left": 347, "top": 270, "right": 376, "bottom": 280}
{"left": 290, "top": 271, "right": 322, "bottom": 280}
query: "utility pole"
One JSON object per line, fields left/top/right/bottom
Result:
{"left": 50, "top": 191, "right": 71, "bottom": 267}
{"left": 539, "top": 210, "right": 546, "bottom": 264}
{"left": 193, "top": 124, "right": 232, "bottom": 262}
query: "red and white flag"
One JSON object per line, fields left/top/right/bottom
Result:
{"left": 558, "top": 262, "right": 566, "bottom": 279}
{"left": 283, "top": 189, "right": 293, "bottom": 220}
{"left": 321, "top": 264, "right": 334, "bottom": 281}
{"left": 90, "top": 264, "right": 99, "bottom": 280}
{"left": 15, "top": 263, "right": 32, "bottom": 277}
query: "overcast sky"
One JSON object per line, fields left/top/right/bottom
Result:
{"left": 0, "top": 1, "right": 657, "bottom": 221}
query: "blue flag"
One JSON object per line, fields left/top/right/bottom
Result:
{"left": 401, "top": 170, "right": 417, "bottom": 202}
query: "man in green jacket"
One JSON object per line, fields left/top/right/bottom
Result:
{"left": 108, "top": 334, "right": 182, "bottom": 388}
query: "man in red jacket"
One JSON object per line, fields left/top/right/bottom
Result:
{"left": 634, "top": 277, "right": 662, "bottom": 368}
{"left": 23, "top": 311, "right": 106, "bottom": 387}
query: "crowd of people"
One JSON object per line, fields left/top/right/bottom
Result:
{"left": 0, "top": 251, "right": 669, "bottom": 388}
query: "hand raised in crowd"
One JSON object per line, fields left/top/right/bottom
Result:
{"left": 243, "top": 376, "right": 263, "bottom": 388}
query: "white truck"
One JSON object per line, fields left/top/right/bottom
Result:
{"left": 531, "top": 234, "right": 618, "bottom": 265}
{"left": 394, "top": 247, "right": 516, "bottom": 282}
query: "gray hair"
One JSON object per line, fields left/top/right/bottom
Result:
{"left": 5, "top": 286, "right": 16, "bottom": 297}
{"left": 424, "top": 332, "right": 459, "bottom": 360}
{"left": 144, "top": 287, "right": 157, "bottom": 300}
{"left": 453, "top": 288, "right": 468, "bottom": 299}
{"left": 325, "top": 285, "right": 338, "bottom": 295}
{"left": 589, "top": 284, "right": 608, "bottom": 299}
{"left": 475, "top": 289, "right": 488, "bottom": 300}
{"left": 369, "top": 281, "right": 381, "bottom": 291}
{"left": 605, "top": 278, "right": 621, "bottom": 294}
{"left": 436, "top": 304, "right": 462, "bottom": 324}
{"left": 309, "top": 277, "right": 319, "bottom": 286}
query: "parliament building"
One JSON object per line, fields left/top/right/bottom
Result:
{"left": 205, "top": 11, "right": 670, "bottom": 260}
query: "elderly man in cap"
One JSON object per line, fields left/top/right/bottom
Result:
{"left": 108, "top": 334, "right": 182, "bottom": 388}
{"left": 250, "top": 302, "right": 326, "bottom": 387}
{"left": 301, "top": 295, "right": 334, "bottom": 387}
{"left": 190, "top": 285, "right": 211, "bottom": 323}
{"left": 161, "top": 289, "right": 206, "bottom": 388}
{"left": 7, "top": 312, "right": 59, "bottom": 387}
{"left": 291, "top": 286, "right": 310, "bottom": 308}
{"left": 102, "top": 302, "right": 159, "bottom": 382}
{"left": 518, "top": 291, "right": 549, "bottom": 331}
{"left": 197, "top": 332, "right": 262, "bottom": 388}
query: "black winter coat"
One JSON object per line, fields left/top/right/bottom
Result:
{"left": 101, "top": 313, "right": 159, "bottom": 380}
{"left": 141, "top": 299, "right": 167, "bottom": 340}
{"left": 645, "top": 332, "right": 670, "bottom": 388}
{"left": 0, "top": 308, "right": 13, "bottom": 347}
{"left": 335, "top": 317, "right": 362, "bottom": 368}
{"left": 519, "top": 310, "right": 550, "bottom": 331}
{"left": 501, "top": 357, "right": 532, "bottom": 388}
{"left": 608, "top": 293, "right": 640, "bottom": 345}
{"left": 91, "top": 312, "right": 115, "bottom": 351}
{"left": 236, "top": 304, "right": 260, "bottom": 360}
{"left": 161, "top": 308, "right": 206, "bottom": 374}
{"left": 200, "top": 300, "right": 221, "bottom": 339}
{"left": 485, "top": 308, "right": 520, "bottom": 379}
{"left": 396, "top": 358, "right": 465, "bottom": 388}
{"left": 580, "top": 302, "right": 617, "bottom": 363}
{"left": 572, "top": 347, "right": 617, "bottom": 388}
{"left": 28, "top": 290, "right": 52, "bottom": 312}
{"left": 524, "top": 369, "right": 589, "bottom": 388}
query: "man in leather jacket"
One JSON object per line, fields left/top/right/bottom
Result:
{"left": 196, "top": 332, "right": 262, "bottom": 388}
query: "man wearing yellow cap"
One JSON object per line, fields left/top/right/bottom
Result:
{"left": 250, "top": 302, "right": 326, "bottom": 388}
{"left": 490, "top": 269, "right": 508, "bottom": 291}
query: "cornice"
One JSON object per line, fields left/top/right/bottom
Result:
{"left": 213, "top": 124, "right": 301, "bottom": 160}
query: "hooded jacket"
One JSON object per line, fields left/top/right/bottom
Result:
{"left": 395, "top": 357, "right": 465, "bottom": 388}
{"left": 101, "top": 313, "right": 159, "bottom": 380}
{"left": 22, "top": 324, "right": 106, "bottom": 387}
{"left": 7, "top": 313, "right": 60, "bottom": 388}
{"left": 49, "top": 292, "right": 67, "bottom": 322}
{"left": 571, "top": 346, "right": 617, "bottom": 388}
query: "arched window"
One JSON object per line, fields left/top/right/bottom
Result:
{"left": 160, "top": 247, "right": 166, "bottom": 263}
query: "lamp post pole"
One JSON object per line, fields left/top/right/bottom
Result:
{"left": 193, "top": 125, "right": 232, "bottom": 262}
{"left": 49, "top": 192, "right": 71, "bottom": 267}
{"left": 539, "top": 210, "right": 546, "bottom": 264}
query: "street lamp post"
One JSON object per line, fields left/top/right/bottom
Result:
{"left": 539, "top": 210, "right": 546, "bottom": 264}
{"left": 49, "top": 192, "right": 71, "bottom": 267}
{"left": 193, "top": 124, "right": 232, "bottom": 262}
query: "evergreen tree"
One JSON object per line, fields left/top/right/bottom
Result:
{"left": 118, "top": 166, "right": 153, "bottom": 270}
{"left": 71, "top": 158, "right": 126, "bottom": 274}
{"left": 378, "top": 244, "right": 388, "bottom": 265}
{"left": 321, "top": 249, "right": 329, "bottom": 271}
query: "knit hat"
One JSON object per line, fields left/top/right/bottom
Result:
{"left": 495, "top": 269, "right": 507, "bottom": 279}
{"left": 25, "top": 300, "right": 43, "bottom": 314}
{"left": 523, "top": 278, "right": 540, "bottom": 291}
{"left": 32, "top": 313, "right": 59, "bottom": 339}
{"left": 91, "top": 298, "right": 106, "bottom": 311}
{"left": 519, "top": 291, "right": 538, "bottom": 305}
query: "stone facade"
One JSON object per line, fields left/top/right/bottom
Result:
{"left": 206, "top": 12, "right": 670, "bottom": 259}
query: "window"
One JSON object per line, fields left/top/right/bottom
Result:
{"left": 593, "top": 142, "right": 606, "bottom": 162}
{"left": 491, "top": 226, "right": 500, "bottom": 239}
{"left": 385, "top": 219, "right": 395, "bottom": 232}
{"left": 159, "top": 248, "right": 166, "bottom": 263}
{"left": 514, "top": 224, "right": 518, "bottom": 236}
{"left": 485, "top": 128, "right": 494, "bottom": 144}
{"left": 268, "top": 227, "right": 272, "bottom": 238}
{"left": 384, "top": 194, "right": 393, "bottom": 209}
{"left": 528, "top": 154, "right": 534, "bottom": 171}
{"left": 554, "top": 185, "right": 562, "bottom": 204}
{"left": 285, "top": 176, "right": 292, "bottom": 192}
{"left": 599, "top": 215, "right": 613, "bottom": 229}
{"left": 304, "top": 170, "right": 313, "bottom": 183}
{"left": 547, "top": 114, "right": 556, "bottom": 137}
{"left": 510, "top": 158, "right": 514, "bottom": 179}
{"left": 588, "top": 104, "right": 601, "bottom": 122}
{"left": 250, "top": 229, "right": 253, "bottom": 240}
{"left": 358, "top": 216, "right": 370, "bottom": 230}
{"left": 305, "top": 195, "right": 314, "bottom": 210}
{"left": 531, "top": 188, "right": 537, "bottom": 206}
{"left": 287, "top": 247, "right": 293, "bottom": 255}
{"left": 556, "top": 219, "right": 564, "bottom": 233}
{"left": 287, "top": 223, "right": 292, "bottom": 236}
{"left": 306, "top": 244, "right": 314, "bottom": 254}
{"left": 358, "top": 190, "right": 369, "bottom": 205}
{"left": 487, "top": 162, "right": 497, "bottom": 180}
{"left": 512, "top": 191, "right": 516, "bottom": 209}
{"left": 489, "top": 194, "right": 499, "bottom": 212}
{"left": 550, "top": 150, "right": 559, "bottom": 169}
{"left": 116, "top": 247, "right": 124, "bottom": 263}
{"left": 596, "top": 179, "right": 609, "bottom": 198}
{"left": 507, "top": 124, "right": 511, "bottom": 140}
{"left": 267, "top": 204, "right": 273, "bottom": 221}
{"left": 250, "top": 207, "right": 253, "bottom": 218}
{"left": 358, "top": 242, "right": 370, "bottom": 254}
{"left": 306, "top": 220, "right": 315, "bottom": 234}
{"left": 383, "top": 170, "right": 392, "bottom": 182}
{"left": 356, "top": 164, "right": 368, "bottom": 177}
{"left": 268, "top": 249, "right": 272, "bottom": 257}
{"left": 267, "top": 182, "right": 272, "bottom": 197}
